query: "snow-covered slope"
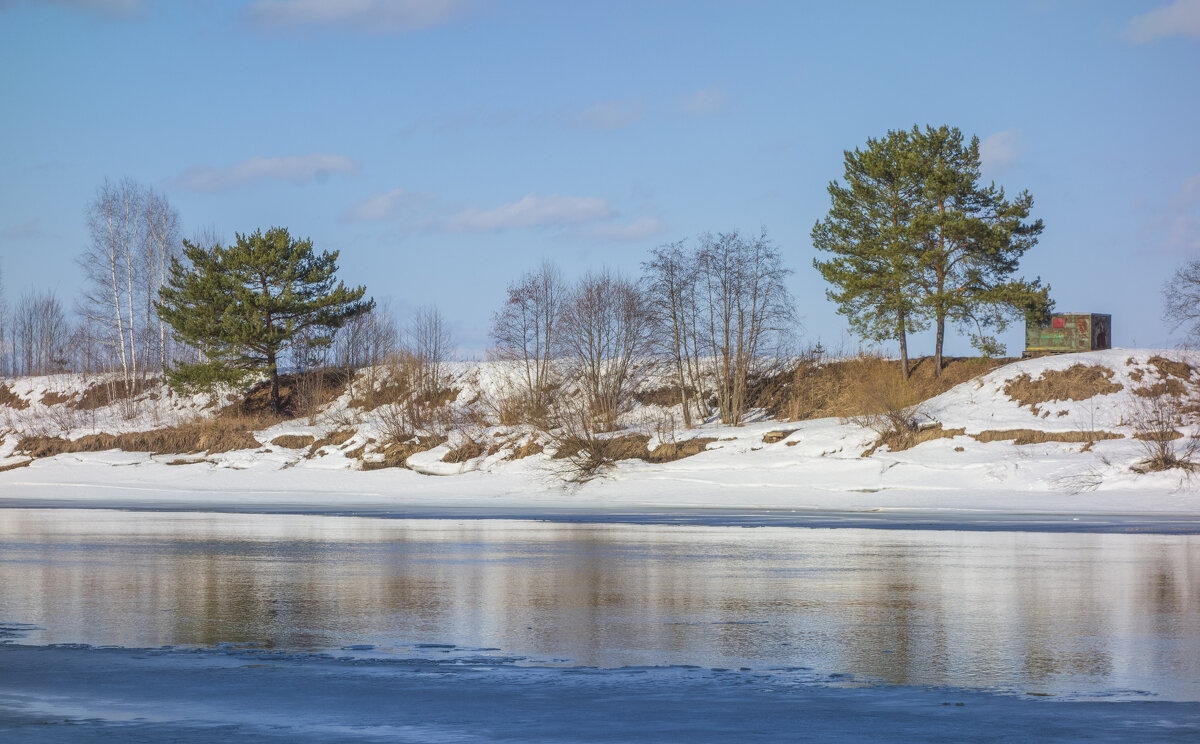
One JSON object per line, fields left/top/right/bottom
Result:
{"left": 1, "top": 349, "right": 1197, "bottom": 516}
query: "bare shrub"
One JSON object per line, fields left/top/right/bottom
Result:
{"left": 1128, "top": 388, "right": 1199, "bottom": 473}
{"left": 1163, "top": 258, "right": 1200, "bottom": 348}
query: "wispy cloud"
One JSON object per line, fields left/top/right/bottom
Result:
{"left": 1125, "top": 0, "right": 1200, "bottom": 43}
{"left": 979, "top": 130, "right": 1022, "bottom": 172}
{"left": 172, "top": 153, "right": 360, "bottom": 192}
{"left": 0, "top": 0, "right": 144, "bottom": 17}
{"left": 679, "top": 87, "right": 727, "bottom": 116}
{"left": 444, "top": 194, "right": 614, "bottom": 233}
{"left": 342, "top": 187, "right": 432, "bottom": 222}
{"left": 245, "top": 0, "right": 471, "bottom": 34}
{"left": 569, "top": 99, "right": 645, "bottom": 131}
{"left": 582, "top": 217, "right": 667, "bottom": 241}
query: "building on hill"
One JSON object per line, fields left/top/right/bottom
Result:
{"left": 1024, "top": 313, "right": 1112, "bottom": 356}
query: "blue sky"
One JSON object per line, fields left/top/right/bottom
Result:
{"left": 1, "top": 0, "right": 1198, "bottom": 356}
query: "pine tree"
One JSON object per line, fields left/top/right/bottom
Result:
{"left": 909, "top": 125, "right": 1049, "bottom": 373}
{"left": 156, "top": 227, "right": 373, "bottom": 411}
{"left": 812, "top": 128, "right": 927, "bottom": 377}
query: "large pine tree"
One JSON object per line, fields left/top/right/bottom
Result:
{"left": 812, "top": 128, "right": 927, "bottom": 377}
{"left": 156, "top": 227, "right": 373, "bottom": 411}
{"left": 813, "top": 125, "right": 1050, "bottom": 376}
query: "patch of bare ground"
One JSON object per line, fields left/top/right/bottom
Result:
{"left": 310, "top": 429, "right": 356, "bottom": 451}
{"left": 862, "top": 425, "right": 966, "bottom": 456}
{"left": 71, "top": 378, "right": 156, "bottom": 411}
{"left": 0, "top": 384, "right": 30, "bottom": 410}
{"left": 505, "top": 436, "right": 544, "bottom": 460}
{"left": 634, "top": 386, "right": 696, "bottom": 408}
{"left": 232, "top": 369, "right": 350, "bottom": 417}
{"left": 39, "top": 391, "right": 75, "bottom": 406}
{"left": 443, "top": 438, "right": 488, "bottom": 463}
{"left": 17, "top": 416, "right": 264, "bottom": 458}
{"left": 1148, "top": 356, "right": 1196, "bottom": 381}
{"left": 1004, "top": 364, "right": 1123, "bottom": 414}
{"left": 755, "top": 355, "right": 1011, "bottom": 422}
{"left": 0, "top": 458, "right": 33, "bottom": 472}
{"left": 645, "top": 437, "right": 717, "bottom": 463}
{"left": 361, "top": 435, "right": 447, "bottom": 471}
{"left": 1134, "top": 379, "right": 1188, "bottom": 398}
{"left": 271, "top": 434, "right": 316, "bottom": 449}
{"left": 972, "top": 429, "right": 1124, "bottom": 445}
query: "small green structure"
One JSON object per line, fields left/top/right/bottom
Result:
{"left": 1024, "top": 313, "right": 1112, "bottom": 355}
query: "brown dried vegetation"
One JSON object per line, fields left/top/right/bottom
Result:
{"left": 17, "top": 415, "right": 263, "bottom": 458}
{"left": 1004, "top": 364, "right": 1123, "bottom": 414}
{"left": 0, "top": 384, "right": 30, "bottom": 411}
{"left": 972, "top": 429, "right": 1124, "bottom": 445}
{"left": 270, "top": 434, "right": 317, "bottom": 449}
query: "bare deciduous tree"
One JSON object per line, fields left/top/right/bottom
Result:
{"left": 12, "top": 289, "right": 70, "bottom": 376}
{"left": 695, "top": 229, "right": 794, "bottom": 425}
{"left": 491, "top": 261, "right": 564, "bottom": 414}
{"left": 407, "top": 305, "right": 454, "bottom": 399}
{"left": 556, "top": 270, "right": 653, "bottom": 430}
{"left": 643, "top": 242, "right": 705, "bottom": 427}
{"left": 141, "top": 187, "right": 181, "bottom": 372}
{"left": 1164, "top": 258, "right": 1200, "bottom": 349}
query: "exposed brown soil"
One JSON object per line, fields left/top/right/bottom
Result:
{"left": 234, "top": 369, "right": 350, "bottom": 417}
{"left": 864, "top": 425, "right": 966, "bottom": 456}
{"left": 762, "top": 429, "right": 798, "bottom": 444}
{"left": 645, "top": 437, "right": 717, "bottom": 463}
{"left": 17, "top": 418, "right": 262, "bottom": 458}
{"left": 972, "top": 429, "right": 1124, "bottom": 445}
{"left": 361, "top": 435, "right": 447, "bottom": 471}
{"left": 270, "top": 434, "right": 317, "bottom": 449}
{"left": 443, "top": 439, "right": 487, "bottom": 463}
{"left": 634, "top": 386, "right": 695, "bottom": 407}
{"left": 1004, "top": 364, "right": 1123, "bottom": 414}
{"left": 0, "top": 458, "right": 33, "bottom": 472}
{"left": 1148, "top": 356, "right": 1196, "bottom": 381}
{"left": 311, "top": 429, "right": 356, "bottom": 451}
{"left": 505, "top": 437, "right": 544, "bottom": 460}
{"left": 39, "top": 391, "right": 75, "bottom": 407}
{"left": 72, "top": 378, "right": 156, "bottom": 411}
{"left": 0, "top": 384, "right": 30, "bottom": 410}
{"left": 1134, "top": 379, "right": 1188, "bottom": 398}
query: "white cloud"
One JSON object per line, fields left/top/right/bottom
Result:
{"left": 570, "top": 100, "right": 644, "bottom": 131}
{"left": 444, "top": 195, "right": 614, "bottom": 233}
{"left": 979, "top": 130, "right": 1022, "bottom": 172}
{"left": 172, "top": 153, "right": 360, "bottom": 192}
{"left": 1125, "top": 0, "right": 1200, "bottom": 43}
{"left": 342, "top": 187, "right": 430, "bottom": 222}
{"left": 679, "top": 87, "right": 727, "bottom": 116}
{"left": 583, "top": 217, "right": 667, "bottom": 241}
{"left": 246, "top": 0, "right": 470, "bottom": 33}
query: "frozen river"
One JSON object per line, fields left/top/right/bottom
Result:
{"left": 1, "top": 507, "right": 1199, "bottom": 741}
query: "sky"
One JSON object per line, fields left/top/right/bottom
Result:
{"left": 1, "top": 0, "right": 1198, "bottom": 357}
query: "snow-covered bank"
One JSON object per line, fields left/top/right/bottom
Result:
{"left": 1, "top": 349, "right": 1197, "bottom": 523}
{"left": 1, "top": 644, "right": 1196, "bottom": 743}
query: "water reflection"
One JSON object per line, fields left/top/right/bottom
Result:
{"left": 0, "top": 509, "right": 1196, "bottom": 699}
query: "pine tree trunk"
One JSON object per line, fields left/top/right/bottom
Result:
{"left": 934, "top": 318, "right": 945, "bottom": 378}
{"left": 268, "top": 351, "right": 281, "bottom": 412}
{"left": 897, "top": 310, "right": 910, "bottom": 379}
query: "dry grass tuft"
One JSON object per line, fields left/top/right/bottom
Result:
{"left": 645, "top": 437, "right": 716, "bottom": 463}
{"left": 0, "top": 384, "right": 30, "bottom": 411}
{"left": 361, "top": 435, "right": 447, "bottom": 471}
{"left": 1134, "top": 379, "right": 1188, "bottom": 398}
{"left": 972, "top": 429, "right": 1124, "bottom": 445}
{"left": 271, "top": 434, "right": 316, "bottom": 449}
{"left": 39, "top": 391, "right": 75, "bottom": 407}
{"left": 311, "top": 429, "right": 355, "bottom": 451}
{"left": 505, "top": 436, "right": 544, "bottom": 460}
{"left": 443, "top": 438, "right": 487, "bottom": 463}
{"left": 0, "top": 458, "right": 33, "bottom": 472}
{"left": 1148, "top": 356, "right": 1196, "bottom": 382}
{"left": 863, "top": 425, "right": 965, "bottom": 456}
{"left": 17, "top": 415, "right": 264, "bottom": 458}
{"left": 1004, "top": 364, "right": 1123, "bottom": 414}
{"left": 72, "top": 378, "right": 156, "bottom": 411}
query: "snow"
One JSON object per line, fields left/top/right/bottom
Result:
{"left": 1, "top": 349, "right": 1198, "bottom": 524}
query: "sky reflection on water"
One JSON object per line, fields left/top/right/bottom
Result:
{"left": 0, "top": 508, "right": 1196, "bottom": 700}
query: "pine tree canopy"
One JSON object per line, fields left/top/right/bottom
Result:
{"left": 155, "top": 226, "right": 373, "bottom": 409}
{"left": 812, "top": 124, "right": 1051, "bottom": 374}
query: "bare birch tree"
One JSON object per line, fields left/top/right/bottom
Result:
{"left": 695, "top": 229, "right": 794, "bottom": 425}
{"left": 407, "top": 305, "right": 454, "bottom": 399}
{"left": 1164, "top": 258, "right": 1200, "bottom": 349}
{"left": 491, "top": 261, "right": 564, "bottom": 413}
{"left": 556, "top": 270, "right": 653, "bottom": 430}
{"left": 642, "top": 242, "right": 707, "bottom": 427}
{"left": 13, "top": 289, "right": 70, "bottom": 376}
{"left": 141, "top": 187, "right": 181, "bottom": 372}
